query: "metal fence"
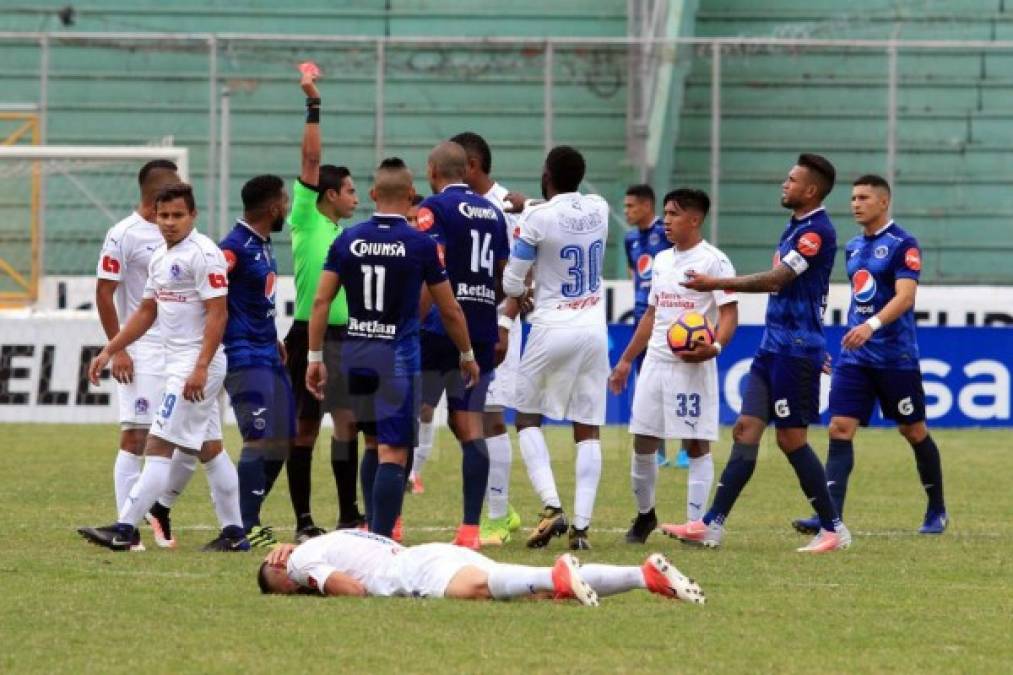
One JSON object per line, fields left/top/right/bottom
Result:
{"left": 1, "top": 31, "right": 1012, "bottom": 284}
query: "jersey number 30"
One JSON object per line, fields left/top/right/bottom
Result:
{"left": 560, "top": 240, "right": 603, "bottom": 298}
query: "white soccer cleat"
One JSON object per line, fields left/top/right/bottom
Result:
{"left": 797, "top": 523, "right": 852, "bottom": 554}
{"left": 551, "top": 553, "right": 599, "bottom": 607}
{"left": 642, "top": 553, "right": 706, "bottom": 605}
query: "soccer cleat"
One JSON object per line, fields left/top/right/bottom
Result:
{"left": 661, "top": 520, "right": 723, "bottom": 548}
{"left": 656, "top": 450, "right": 669, "bottom": 467}
{"left": 452, "top": 523, "right": 481, "bottom": 550}
{"left": 391, "top": 516, "right": 404, "bottom": 543}
{"left": 568, "top": 526, "right": 591, "bottom": 551}
{"left": 408, "top": 473, "right": 424, "bottom": 494}
{"left": 246, "top": 525, "right": 278, "bottom": 549}
{"left": 479, "top": 514, "right": 512, "bottom": 546}
{"left": 526, "top": 506, "right": 568, "bottom": 548}
{"left": 675, "top": 448, "right": 690, "bottom": 469}
{"left": 295, "top": 524, "right": 327, "bottom": 544}
{"left": 506, "top": 504, "right": 522, "bottom": 532}
{"left": 77, "top": 523, "right": 138, "bottom": 552}
{"left": 791, "top": 514, "right": 821, "bottom": 536}
{"left": 145, "top": 503, "right": 176, "bottom": 549}
{"left": 551, "top": 553, "right": 599, "bottom": 607}
{"left": 919, "top": 510, "right": 949, "bottom": 535}
{"left": 797, "top": 523, "right": 852, "bottom": 554}
{"left": 641, "top": 553, "right": 706, "bottom": 605}
{"left": 625, "top": 508, "right": 658, "bottom": 544}
{"left": 336, "top": 514, "right": 368, "bottom": 530}
{"left": 202, "top": 526, "right": 251, "bottom": 552}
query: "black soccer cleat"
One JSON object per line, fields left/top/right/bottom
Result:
{"left": 336, "top": 514, "right": 367, "bottom": 530}
{"left": 295, "top": 524, "right": 327, "bottom": 544}
{"left": 202, "top": 526, "right": 251, "bottom": 552}
{"left": 791, "top": 515, "right": 821, "bottom": 536}
{"left": 625, "top": 508, "right": 658, "bottom": 544}
{"left": 526, "top": 506, "right": 568, "bottom": 548}
{"left": 568, "top": 526, "right": 592, "bottom": 551}
{"left": 78, "top": 523, "right": 139, "bottom": 552}
{"left": 145, "top": 502, "right": 176, "bottom": 549}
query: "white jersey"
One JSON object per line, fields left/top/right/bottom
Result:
{"left": 143, "top": 230, "right": 229, "bottom": 357}
{"left": 483, "top": 182, "right": 519, "bottom": 247}
{"left": 516, "top": 191, "right": 609, "bottom": 328}
{"left": 96, "top": 211, "right": 163, "bottom": 347}
{"left": 647, "top": 242, "right": 737, "bottom": 364}
{"left": 287, "top": 530, "right": 404, "bottom": 596}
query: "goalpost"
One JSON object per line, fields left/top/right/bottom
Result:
{"left": 0, "top": 145, "right": 189, "bottom": 305}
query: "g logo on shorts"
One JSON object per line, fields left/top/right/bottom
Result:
{"left": 898, "top": 396, "right": 914, "bottom": 416}
{"left": 774, "top": 398, "right": 791, "bottom": 418}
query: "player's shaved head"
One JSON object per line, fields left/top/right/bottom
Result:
{"left": 428, "top": 141, "right": 468, "bottom": 182}
{"left": 138, "top": 159, "right": 180, "bottom": 205}
{"left": 371, "top": 157, "right": 415, "bottom": 211}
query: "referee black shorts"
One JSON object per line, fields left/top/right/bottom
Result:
{"left": 284, "top": 320, "right": 347, "bottom": 421}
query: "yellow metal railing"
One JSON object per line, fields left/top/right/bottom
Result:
{"left": 0, "top": 112, "right": 41, "bottom": 306}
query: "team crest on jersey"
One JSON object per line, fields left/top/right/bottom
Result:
{"left": 797, "top": 232, "right": 822, "bottom": 257}
{"left": 636, "top": 253, "right": 653, "bottom": 279}
{"left": 905, "top": 248, "right": 921, "bottom": 271}
{"left": 648, "top": 233, "right": 660, "bottom": 246}
{"left": 874, "top": 245, "right": 889, "bottom": 259}
{"left": 416, "top": 207, "right": 435, "bottom": 231}
{"left": 134, "top": 397, "right": 149, "bottom": 415}
{"left": 265, "top": 271, "right": 277, "bottom": 300}
{"left": 170, "top": 263, "right": 182, "bottom": 279}
{"left": 852, "top": 269, "right": 877, "bottom": 303}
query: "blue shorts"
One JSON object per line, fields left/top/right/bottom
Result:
{"left": 420, "top": 331, "right": 494, "bottom": 412}
{"left": 224, "top": 364, "right": 296, "bottom": 442}
{"left": 344, "top": 363, "right": 419, "bottom": 448}
{"left": 830, "top": 363, "right": 926, "bottom": 425}
{"left": 740, "top": 351, "right": 821, "bottom": 428}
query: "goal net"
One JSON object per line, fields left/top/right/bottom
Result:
{"left": 0, "top": 145, "right": 189, "bottom": 305}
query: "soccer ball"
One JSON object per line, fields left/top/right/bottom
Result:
{"left": 666, "top": 312, "right": 715, "bottom": 354}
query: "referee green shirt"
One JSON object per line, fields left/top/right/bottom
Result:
{"left": 289, "top": 179, "right": 348, "bottom": 324}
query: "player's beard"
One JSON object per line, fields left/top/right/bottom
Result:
{"left": 271, "top": 214, "right": 286, "bottom": 232}
{"left": 780, "top": 195, "right": 796, "bottom": 210}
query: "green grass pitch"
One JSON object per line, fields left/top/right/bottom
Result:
{"left": 1, "top": 423, "right": 1010, "bottom": 673}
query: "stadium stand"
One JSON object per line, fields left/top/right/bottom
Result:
{"left": 674, "top": 0, "right": 1013, "bottom": 283}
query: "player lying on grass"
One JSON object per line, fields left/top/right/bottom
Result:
{"left": 256, "top": 530, "right": 705, "bottom": 606}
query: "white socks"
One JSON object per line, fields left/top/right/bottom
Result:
{"left": 518, "top": 427, "right": 561, "bottom": 509}
{"left": 118, "top": 455, "right": 171, "bottom": 526}
{"left": 631, "top": 452, "right": 658, "bottom": 514}
{"left": 573, "top": 440, "right": 602, "bottom": 530}
{"left": 113, "top": 449, "right": 143, "bottom": 513}
{"left": 687, "top": 454, "right": 714, "bottom": 522}
{"left": 204, "top": 450, "right": 243, "bottom": 530}
{"left": 411, "top": 421, "right": 435, "bottom": 478}
{"left": 485, "top": 433, "right": 513, "bottom": 519}
{"left": 487, "top": 564, "right": 554, "bottom": 600}
{"left": 157, "top": 448, "right": 199, "bottom": 508}
{"left": 580, "top": 564, "right": 647, "bottom": 597}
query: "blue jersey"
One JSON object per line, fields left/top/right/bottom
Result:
{"left": 323, "top": 214, "right": 447, "bottom": 375}
{"left": 219, "top": 221, "right": 280, "bottom": 367}
{"left": 417, "top": 184, "right": 509, "bottom": 344}
{"left": 624, "top": 218, "right": 671, "bottom": 318}
{"left": 838, "top": 221, "right": 921, "bottom": 369}
{"left": 760, "top": 207, "right": 837, "bottom": 359}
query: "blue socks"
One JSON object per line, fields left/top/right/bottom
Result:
{"left": 910, "top": 435, "right": 945, "bottom": 513}
{"left": 825, "top": 438, "right": 854, "bottom": 516}
{"left": 461, "top": 439, "right": 490, "bottom": 525}
{"left": 237, "top": 448, "right": 265, "bottom": 531}
{"left": 359, "top": 448, "right": 378, "bottom": 526}
{"left": 703, "top": 442, "right": 758, "bottom": 526}
{"left": 787, "top": 444, "right": 840, "bottom": 532}
{"left": 371, "top": 462, "right": 405, "bottom": 537}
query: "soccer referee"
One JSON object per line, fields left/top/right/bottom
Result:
{"left": 283, "top": 67, "right": 366, "bottom": 542}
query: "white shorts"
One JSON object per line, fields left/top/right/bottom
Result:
{"left": 391, "top": 543, "right": 495, "bottom": 598}
{"left": 484, "top": 318, "right": 522, "bottom": 410}
{"left": 629, "top": 355, "right": 719, "bottom": 441}
{"left": 514, "top": 325, "right": 609, "bottom": 425}
{"left": 117, "top": 341, "right": 166, "bottom": 427}
{"left": 150, "top": 351, "right": 226, "bottom": 450}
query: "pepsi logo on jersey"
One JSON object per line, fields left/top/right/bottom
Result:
{"left": 852, "top": 269, "right": 877, "bottom": 304}
{"left": 636, "top": 254, "right": 653, "bottom": 278}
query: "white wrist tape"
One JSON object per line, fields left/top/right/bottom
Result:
{"left": 307, "top": 350, "right": 324, "bottom": 363}
{"left": 866, "top": 317, "right": 883, "bottom": 332}
{"left": 460, "top": 349, "right": 476, "bottom": 363}
{"left": 497, "top": 315, "right": 514, "bottom": 331}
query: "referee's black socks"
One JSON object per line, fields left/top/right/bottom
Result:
{"left": 287, "top": 444, "right": 315, "bottom": 530}
{"left": 331, "top": 437, "right": 362, "bottom": 524}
